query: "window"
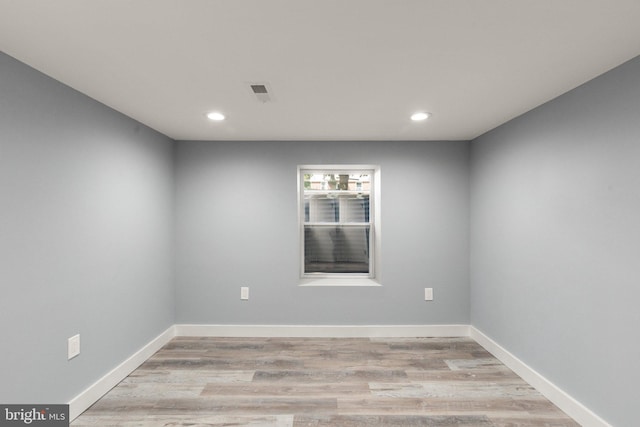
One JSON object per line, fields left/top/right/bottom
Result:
{"left": 298, "top": 165, "right": 381, "bottom": 286}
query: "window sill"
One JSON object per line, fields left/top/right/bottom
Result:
{"left": 298, "top": 277, "right": 382, "bottom": 287}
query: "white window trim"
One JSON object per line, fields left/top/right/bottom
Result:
{"left": 298, "top": 164, "right": 382, "bottom": 287}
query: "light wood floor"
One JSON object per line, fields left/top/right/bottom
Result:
{"left": 72, "top": 337, "right": 579, "bottom": 426}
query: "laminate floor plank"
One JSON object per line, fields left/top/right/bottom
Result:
{"left": 405, "top": 369, "right": 522, "bottom": 382}
{"left": 73, "top": 414, "right": 294, "bottom": 427}
{"left": 123, "top": 369, "right": 255, "bottom": 384}
{"left": 252, "top": 369, "right": 410, "bottom": 383}
{"left": 72, "top": 337, "right": 579, "bottom": 426}
{"left": 293, "top": 414, "right": 494, "bottom": 426}
{"left": 201, "top": 382, "right": 370, "bottom": 397}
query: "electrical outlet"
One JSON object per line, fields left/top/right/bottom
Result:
{"left": 425, "top": 288, "right": 433, "bottom": 301}
{"left": 68, "top": 334, "right": 80, "bottom": 360}
{"left": 241, "top": 286, "right": 249, "bottom": 300}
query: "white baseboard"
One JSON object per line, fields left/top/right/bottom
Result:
{"left": 175, "top": 324, "right": 470, "bottom": 338}
{"left": 470, "top": 326, "right": 611, "bottom": 427}
{"left": 68, "top": 325, "right": 176, "bottom": 421}
{"left": 67, "top": 323, "right": 607, "bottom": 427}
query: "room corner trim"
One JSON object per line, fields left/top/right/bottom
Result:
{"left": 469, "top": 326, "right": 611, "bottom": 427}
{"left": 68, "top": 325, "right": 177, "bottom": 421}
{"left": 174, "top": 324, "right": 470, "bottom": 338}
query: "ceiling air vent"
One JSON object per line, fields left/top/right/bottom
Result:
{"left": 248, "top": 82, "right": 272, "bottom": 103}
{"left": 251, "top": 84, "right": 268, "bottom": 94}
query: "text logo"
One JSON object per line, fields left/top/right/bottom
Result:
{"left": 1, "top": 405, "right": 68, "bottom": 426}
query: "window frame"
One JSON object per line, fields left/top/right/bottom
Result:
{"left": 298, "top": 164, "right": 382, "bottom": 287}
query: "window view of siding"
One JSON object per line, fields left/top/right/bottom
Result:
{"left": 302, "top": 171, "right": 372, "bottom": 275}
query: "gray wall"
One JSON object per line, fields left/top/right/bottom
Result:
{"left": 0, "top": 52, "right": 175, "bottom": 403}
{"left": 470, "top": 55, "right": 640, "bottom": 426}
{"left": 175, "top": 140, "right": 470, "bottom": 325}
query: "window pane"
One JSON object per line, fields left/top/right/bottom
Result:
{"left": 304, "top": 173, "right": 371, "bottom": 191}
{"left": 304, "top": 195, "right": 339, "bottom": 222}
{"left": 304, "top": 225, "right": 370, "bottom": 274}
{"left": 304, "top": 194, "right": 369, "bottom": 223}
{"left": 341, "top": 195, "right": 369, "bottom": 223}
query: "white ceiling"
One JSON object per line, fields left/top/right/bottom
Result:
{"left": 1, "top": 0, "right": 640, "bottom": 141}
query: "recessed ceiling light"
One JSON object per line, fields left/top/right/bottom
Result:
{"left": 411, "top": 112, "right": 431, "bottom": 121}
{"left": 206, "top": 112, "right": 226, "bottom": 121}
